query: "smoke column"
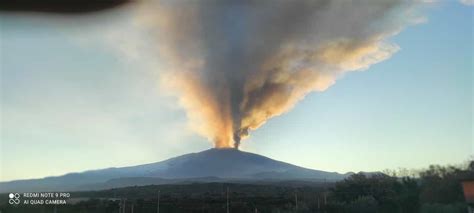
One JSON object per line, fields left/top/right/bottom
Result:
{"left": 131, "top": 0, "right": 419, "bottom": 148}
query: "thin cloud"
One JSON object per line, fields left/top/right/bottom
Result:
{"left": 460, "top": 0, "right": 474, "bottom": 6}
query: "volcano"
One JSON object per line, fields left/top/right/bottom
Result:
{"left": 0, "top": 148, "right": 347, "bottom": 192}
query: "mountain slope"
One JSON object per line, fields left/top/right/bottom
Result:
{"left": 0, "top": 148, "right": 346, "bottom": 192}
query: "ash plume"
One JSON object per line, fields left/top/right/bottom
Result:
{"left": 131, "top": 0, "right": 420, "bottom": 148}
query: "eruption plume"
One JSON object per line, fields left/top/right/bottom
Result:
{"left": 130, "top": 0, "right": 419, "bottom": 148}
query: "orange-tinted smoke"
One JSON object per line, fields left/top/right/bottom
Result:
{"left": 128, "top": 0, "right": 420, "bottom": 149}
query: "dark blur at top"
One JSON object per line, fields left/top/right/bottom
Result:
{"left": 0, "top": 0, "right": 131, "bottom": 14}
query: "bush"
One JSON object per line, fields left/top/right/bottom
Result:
{"left": 420, "top": 202, "right": 467, "bottom": 213}
{"left": 347, "top": 196, "right": 378, "bottom": 213}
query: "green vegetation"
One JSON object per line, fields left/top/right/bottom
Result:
{"left": 327, "top": 161, "right": 473, "bottom": 213}
{"left": 1, "top": 162, "right": 472, "bottom": 212}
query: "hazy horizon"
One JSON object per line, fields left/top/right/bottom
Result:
{"left": 0, "top": 146, "right": 471, "bottom": 183}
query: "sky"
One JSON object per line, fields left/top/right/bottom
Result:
{"left": 0, "top": 1, "right": 472, "bottom": 181}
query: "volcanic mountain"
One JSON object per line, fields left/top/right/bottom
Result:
{"left": 0, "top": 148, "right": 346, "bottom": 192}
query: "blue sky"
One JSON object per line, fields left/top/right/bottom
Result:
{"left": 1, "top": 1, "right": 472, "bottom": 181}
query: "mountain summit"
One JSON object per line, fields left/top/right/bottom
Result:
{"left": 145, "top": 148, "right": 344, "bottom": 179}
{"left": 0, "top": 148, "right": 345, "bottom": 192}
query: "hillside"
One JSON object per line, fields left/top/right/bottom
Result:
{"left": 0, "top": 148, "right": 345, "bottom": 192}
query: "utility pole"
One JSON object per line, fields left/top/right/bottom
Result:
{"left": 157, "top": 190, "right": 160, "bottom": 213}
{"left": 123, "top": 200, "right": 126, "bottom": 213}
{"left": 323, "top": 178, "right": 327, "bottom": 213}
{"left": 226, "top": 187, "right": 230, "bottom": 213}
{"left": 318, "top": 197, "right": 320, "bottom": 210}
{"left": 323, "top": 192, "right": 327, "bottom": 213}
{"left": 324, "top": 192, "right": 327, "bottom": 206}
{"left": 295, "top": 191, "right": 298, "bottom": 211}
{"left": 131, "top": 203, "right": 134, "bottom": 213}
